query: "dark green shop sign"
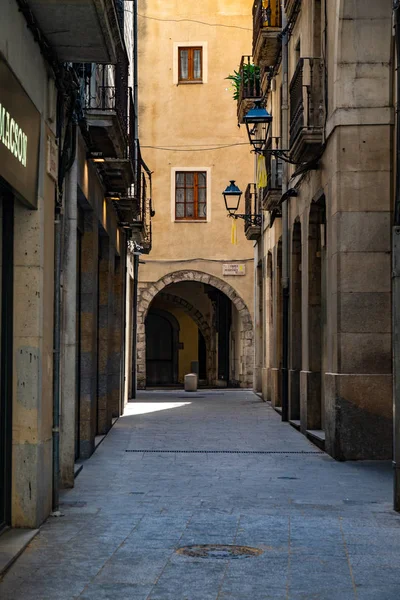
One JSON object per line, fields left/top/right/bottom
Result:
{"left": 0, "top": 54, "right": 41, "bottom": 208}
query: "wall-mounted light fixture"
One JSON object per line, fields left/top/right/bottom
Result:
{"left": 222, "top": 181, "right": 261, "bottom": 226}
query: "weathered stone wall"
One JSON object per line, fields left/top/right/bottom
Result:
{"left": 258, "top": 0, "right": 393, "bottom": 460}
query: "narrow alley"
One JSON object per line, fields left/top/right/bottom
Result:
{"left": 1, "top": 390, "right": 399, "bottom": 600}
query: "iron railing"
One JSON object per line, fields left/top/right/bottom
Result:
{"left": 253, "top": 0, "right": 282, "bottom": 54}
{"left": 238, "top": 56, "right": 261, "bottom": 104}
{"left": 289, "top": 57, "right": 325, "bottom": 147}
{"left": 84, "top": 59, "right": 129, "bottom": 150}
{"left": 244, "top": 183, "right": 261, "bottom": 234}
{"left": 135, "top": 142, "right": 153, "bottom": 252}
{"left": 265, "top": 138, "right": 283, "bottom": 191}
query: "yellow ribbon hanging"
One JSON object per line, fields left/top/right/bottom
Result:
{"left": 257, "top": 154, "right": 268, "bottom": 189}
{"left": 231, "top": 218, "right": 238, "bottom": 245}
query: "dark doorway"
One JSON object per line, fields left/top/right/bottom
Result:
{"left": 308, "top": 196, "right": 326, "bottom": 430}
{"left": 289, "top": 221, "right": 302, "bottom": 421}
{"left": 146, "top": 308, "right": 179, "bottom": 386}
{"left": 0, "top": 188, "right": 13, "bottom": 532}
{"left": 198, "top": 330, "right": 207, "bottom": 381}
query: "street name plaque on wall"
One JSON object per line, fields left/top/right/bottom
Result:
{"left": 222, "top": 263, "right": 246, "bottom": 276}
{"left": 0, "top": 53, "right": 41, "bottom": 209}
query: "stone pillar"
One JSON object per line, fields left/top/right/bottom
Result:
{"left": 60, "top": 157, "right": 77, "bottom": 488}
{"left": 12, "top": 190, "right": 54, "bottom": 528}
{"left": 325, "top": 125, "right": 392, "bottom": 460}
{"left": 79, "top": 212, "right": 98, "bottom": 458}
{"left": 109, "top": 253, "right": 123, "bottom": 418}
{"left": 97, "top": 235, "right": 113, "bottom": 435}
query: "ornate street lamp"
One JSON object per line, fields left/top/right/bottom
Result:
{"left": 243, "top": 102, "right": 299, "bottom": 164}
{"left": 222, "top": 180, "right": 242, "bottom": 214}
{"left": 222, "top": 181, "right": 261, "bottom": 226}
{"left": 243, "top": 101, "right": 272, "bottom": 153}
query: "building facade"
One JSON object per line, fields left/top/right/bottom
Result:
{"left": 136, "top": 0, "right": 255, "bottom": 391}
{"left": 241, "top": 0, "right": 393, "bottom": 459}
{"left": 0, "top": 0, "right": 148, "bottom": 533}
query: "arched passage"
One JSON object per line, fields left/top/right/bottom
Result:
{"left": 157, "top": 292, "right": 214, "bottom": 385}
{"left": 146, "top": 308, "right": 180, "bottom": 386}
{"left": 136, "top": 271, "right": 253, "bottom": 389}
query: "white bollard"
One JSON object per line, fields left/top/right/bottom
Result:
{"left": 184, "top": 373, "right": 198, "bottom": 392}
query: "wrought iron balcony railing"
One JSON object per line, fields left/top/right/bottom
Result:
{"left": 239, "top": 56, "right": 261, "bottom": 102}
{"left": 253, "top": 0, "right": 282, "bottom": 32}
{"left": 253, "top": 0, "right": 282, "bottom": 66}
{"left": 84, "top": 63, "right": 129, "bottom": 151}
{"left": 244, "top": 183, "right": 262, "bottom": 240}
{"left": 263, "top": 138, "right": 283, "bottom": 211}
{"left": 289, "top": 58, "right": 325, "bottom": 161}
{"left": 253, "top": 0, "right": 282, "bottom": 68}
{"left": 237, "top": 56, "right": 261, "bottom": 123}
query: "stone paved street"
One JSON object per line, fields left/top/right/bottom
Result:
{"left": 1, "top": 390, "right": 400, "bottom": 599}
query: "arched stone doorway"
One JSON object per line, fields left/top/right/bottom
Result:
{"left": 137, "top": 270, "right": 253, "bottom": 389}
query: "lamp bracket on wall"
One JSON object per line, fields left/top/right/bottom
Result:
{"left": 228, "top": 213, "right": 262, "bottom": 227}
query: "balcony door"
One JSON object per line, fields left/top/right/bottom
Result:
{"left": 0, "top": 187, "right": 13, "bottom": 533}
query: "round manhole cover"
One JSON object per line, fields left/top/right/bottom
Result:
{"left": 176, "top": 545, "right": 263, "bottom": 560}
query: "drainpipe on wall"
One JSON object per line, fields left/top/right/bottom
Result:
{"left": 281, "top": 1, "right": 290, "bottom": 422}
{"left": 392, "top": 0, "right": 400, "bottom": 512}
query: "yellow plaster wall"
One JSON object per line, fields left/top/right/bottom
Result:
{"left": 151, "top": 300, "right": 199, "bottom": 382}
{"left": 138, "top": 0, "right": 255, "bottom": 318}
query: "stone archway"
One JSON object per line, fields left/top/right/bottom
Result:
{"left": 136, "top": 270, "right": 254, "bottom": 389}
{"left": 157, "top": 292, "right": 215, "bottom": 385}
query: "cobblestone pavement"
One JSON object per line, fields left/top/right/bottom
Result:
{"left": 1, "top": 390, "right": 400, "bottom": 600}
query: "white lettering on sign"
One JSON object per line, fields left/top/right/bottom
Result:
{"left": 0, "top": 102, "right": 28, "bottom": 167}
{"left": 222, "top": 263, "right": 246, "bottom": 276}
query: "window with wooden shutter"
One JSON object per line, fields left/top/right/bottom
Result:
{"left": 178, "top": 47, "right": 203, "bottom": 83}
{"left": 175, "top": 172, "right": 207, "bottom": 220}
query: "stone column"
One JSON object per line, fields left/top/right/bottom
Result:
{"left": 97, "top": 235, "right": 113, "bottom": 435}
{"left": 12, "top": 188, "right": 54, "bottom": 527}
{"left": 325, "top": 125, "right": 392, "bottom": 460}
{"left": 79, "top": 212, "right": 98, "bottom": 458}
{"left": 60, "top": 156, "right": 77, "bottom": 488}
{"left": 109, "top": 253, "right": 123, "bottom": 418}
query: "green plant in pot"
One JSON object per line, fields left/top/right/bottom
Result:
{"left": 226, "top": 63, "right": 261, "bottom": 101}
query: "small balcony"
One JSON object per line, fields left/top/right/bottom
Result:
{"left": 236, "top": 56, "right": 261, "bottom": 124}
{"left": 262, "top": 140, "right": 283, "bottom": 211}
{"left": 244, "top": 183, "right": 262, "bottom": 241}
{"left": 289, "top": 58, "right": 325, "bottom": 162}
{"left": 84, "top": 64, "right": 134, "bottom": 193}
{"left": 131, "top": 148, "right": 153, "bottom": 253}
{"left": 253, "top": 0, "right": 282, "bottom": 69}
{"left": 25, "top": 0, "right": 124, "bottom": 63}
